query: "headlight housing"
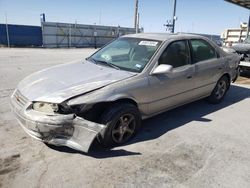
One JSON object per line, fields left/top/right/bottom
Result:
{"left": 33, "top": 102, "right": 59, "bottom": 114}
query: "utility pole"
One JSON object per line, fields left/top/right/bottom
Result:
{"left": 247, "top": 12, "right": 250, "bottom": 38}
{"left": 137, "top": 13, "right": 140, "bottom": 33}
{"left": 172, "top": 0, "right": 177, "bottom": 33}
{"left": 5, "top": 12, "right": 10, "bottom": 48}
{"left": 164, "top": 0, "right": 177, "bottom": 33}
{"left": 134, "top": 0, "right": 138, "bottom": 33}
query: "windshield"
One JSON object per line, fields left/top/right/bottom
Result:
{"left": 90, "top": 37, "right": 162, "bottom": 73}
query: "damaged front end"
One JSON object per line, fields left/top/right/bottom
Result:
{"left": 10, "top": 90, "right": 105, "bottom": 153}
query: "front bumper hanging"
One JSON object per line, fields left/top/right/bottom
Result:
{"left": 10, "top": 92, "right": 105, "bottom": 153}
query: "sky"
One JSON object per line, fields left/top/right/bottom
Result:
{"left": 0, "top": 0, "right": 249, "bottom": 35}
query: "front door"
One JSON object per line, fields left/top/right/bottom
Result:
{"left": 147, "top": 40, "right": 196, "bottom": 115}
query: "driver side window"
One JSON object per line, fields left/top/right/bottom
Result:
{"left": 159, "top": 40, "right": 190, "bottom": 68}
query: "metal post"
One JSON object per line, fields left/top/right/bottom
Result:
{"left": 69, "top": 24, "right": 72, "bottom": 48}
{"left": 117, "top": 25, "right": 120, "bottom": 37}
{"left": 172, "top": 0, "right": 177, "bottom": 33}
{"left": 94, "top": 27, "right": 97, "bottom": 49}
{"left": 5, "top": 13, "right": 10, "bottom": 48}
{"left": 247, "top": 12, "right": 250, "bottom": 38}
{"left": 134, "top": 0, "right": 138, "bottom": 33}
{"left": 40, "top": 13, "right": 45, "bottom": 22}
{"left": 135, "top": 13, "right": 139, "bottom": 33}
{"left": 40, "top": 13, "right": 45, "bottom": 47}
{"left": 74, "top": 20, "right": 77, "bottom": 47}
{"left": 137, "top": 13, "right": 140, "bottom": 33}
{"left": 41, "top": 22, "right": 44, "bottom": 47}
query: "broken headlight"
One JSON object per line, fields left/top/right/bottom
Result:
{"left": 33, "top": 102, "right": 59, "bottom": 114}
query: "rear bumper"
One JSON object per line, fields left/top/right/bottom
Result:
{"left": 240, "top": 61, "right": 250, "bottom": 68}
{"left": 239, "top": 61, "right": 250, "bottom": 74}
{"left": 10, "top": 91, "right": 105, "bottom": 153}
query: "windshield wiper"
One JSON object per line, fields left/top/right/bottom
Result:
{"left": 90, "top": 58, "right": 120, "bottom": 70}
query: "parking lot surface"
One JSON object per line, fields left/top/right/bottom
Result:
{"left": 0, "top": 48, "right": 250, "bottom": 188}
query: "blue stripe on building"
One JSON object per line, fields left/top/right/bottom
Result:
{"left": 0, "top": 24, "right": 42, "bottom": 47}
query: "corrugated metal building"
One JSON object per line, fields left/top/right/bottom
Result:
{"left": 0, "top": 22, "right": 220, "bottom": 48}
{"left": 0, "top": 22, "right": 137, "bottom": 48}
{"left": 41, "top": 22, "right": 138, "bottom": 48}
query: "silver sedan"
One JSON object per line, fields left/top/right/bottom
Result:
{"left": 11, "top": 33, "right": 240, "bottom": 152}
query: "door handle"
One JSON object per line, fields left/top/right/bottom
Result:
{"left": 187, "top": 75, "right": 192, "bottom": 79}
{"left": 218, "top": 67, "right": 223, "bottom": 70}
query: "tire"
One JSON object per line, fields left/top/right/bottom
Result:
{"left": 207, "top": 75, "right": 230, "bottom": 104}
{"left": 97, "top": 103, "right": 141, "bottom": 148}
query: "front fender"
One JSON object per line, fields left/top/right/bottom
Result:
{"left": 67, "top": 88, "right": 136, "bottom": 106}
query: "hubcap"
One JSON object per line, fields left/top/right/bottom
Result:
{"left": 215, "top": 80, "right": 227, "bottom": 99}
{"left": 112, "top": 114, "right": 136, "bottom": 144}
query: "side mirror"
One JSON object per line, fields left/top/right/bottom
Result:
{"left": 152, "top": 64, "right": 173, "bottom": 75}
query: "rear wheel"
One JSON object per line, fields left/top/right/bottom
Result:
{"left": 97, "top": 103, "right": 141, "bottom": 147}
{"left": 207, "top": 76, "right": 230, "bottom": 104}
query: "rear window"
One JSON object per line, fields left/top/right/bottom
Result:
{"left": 190, "top": 39, "right": 217, "bottom": 63}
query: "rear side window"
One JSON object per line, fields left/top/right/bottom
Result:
{"left": 190, "top": 39, "right": 216, "bottom": 63}
{"left": 159, "top": 40, "right": 190, "bottom": 68}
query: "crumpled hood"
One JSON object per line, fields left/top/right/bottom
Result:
{"left": 18, "top": 61, "right": 135, "bottom": 103}
{"left": 232, "top": 43, "right": 250, "bottom": 53}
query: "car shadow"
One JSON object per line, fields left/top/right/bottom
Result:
{"left": 128, "top": 84, "right": 250, "bottom": 145}
{"left": 46, "top": 141, "right": 141, "bottom": 158}
{"left": 47, "top": 85, "right": 250, "bottom": 158}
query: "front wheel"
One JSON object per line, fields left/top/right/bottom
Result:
{"left": 207, "top": 76, "right": 230, "bottom": 104}
{"left": 97, "top": 103, "right": 141, "bottom": 148}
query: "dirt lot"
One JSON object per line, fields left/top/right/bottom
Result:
{"left": 1, "top": 48, "right": 250, "bottom": 188}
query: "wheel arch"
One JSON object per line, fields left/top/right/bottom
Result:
{"left": 76, "top": 97, "right": 139, "bottom": 122}
{"left": 221, "top": 73, "right": 231, "bottom": 83}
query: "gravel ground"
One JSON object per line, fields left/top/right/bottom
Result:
{"left": 0, "top": 48, "right": 250, "bottom": 188}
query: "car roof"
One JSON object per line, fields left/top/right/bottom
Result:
{"left": 122, "top": 33, "right": 207, "bottom": 42}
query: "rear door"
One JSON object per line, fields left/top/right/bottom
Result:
{"left": 189, "top": 39, "right": 224, "bottom": 97}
